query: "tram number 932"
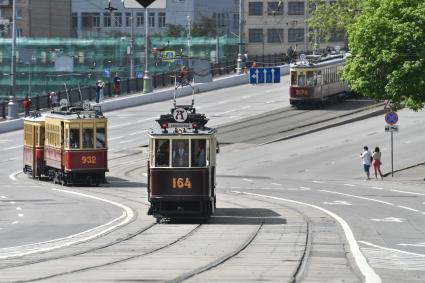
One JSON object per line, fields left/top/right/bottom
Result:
{"left": 172, "top": 177, "right": 192, "bottom": 190}
{"left": 81, "top": 156, "right": 97, "bottom": 165}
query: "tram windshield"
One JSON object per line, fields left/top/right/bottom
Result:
{"left": 172, "top": 140, "right": 189, "bottom": 167}
{"left": 83, "top": 128, "right": 94, "bottom": 148}
{"left": 69, "top": 129, "right": 80, "bottom": 149}
{"left": 155, "top": 139, "right": 170, "bottom": 167}
{"left": 96, "top": 128, "right": 106, "bottom": 148}
{"left": 191, "top": 139, "right": 207, "bottom": 167}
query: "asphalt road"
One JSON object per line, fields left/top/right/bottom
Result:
{"left": 1, "top": 76, "right": 424, "bottom": 282}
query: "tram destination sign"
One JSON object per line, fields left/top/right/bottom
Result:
{"left": 168, "top": 123, "right": 192, "bottom": 129}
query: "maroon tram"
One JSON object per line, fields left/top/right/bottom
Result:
{"left": 289, "top": 53, "right": 350, "bottom": 107}
{"left": 147, "top": 104, "right": 218, "bottom": 222}
{"left": 23, "top": 102, "right": 108, "bottom": 185}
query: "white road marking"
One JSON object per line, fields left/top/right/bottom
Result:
{"left": 371, "top": 187, "right": 384, "bottom": 190}
{"left": 243, "top": 95, "right": 252, "bottom": 99}
{"left": 271, "top": 183, "right": 282, "bottom": 186}
{"left": 5, "top": 158, "right": 17, "bottom": 162}
{"left": 397, "top": 205, "right": 419, "bottom": 212}
{"left": 320, "top": 190, "right": 395, "bottom": 206}
{"left": 344, "top": 184, "right": 356, "bottom": 187}
{"left": 215, "top": 109, "right": 237, "bottom": 116}
{"left": 18, "top": 214, "right": 23, "bottom": 217}
{"left": 230, "top": 186, "right": 241, "bottom": 189}
{"left": 0, "top": 189, "right": 134, "bottom": 259}
{"left": 4, "top": 145, "right": 23, "bottom": 151}
{"left": 129, "top": 130, "right": 148, "bottom": 136}
{"left": 391, "top": 189, "right": 425, "bottom": 196}
{"left": 265, "top": 100, "right": 275, "bottom": 104}
{"left": 136, "top": 117, "right": 156, "bottom": 123}
{"left": 16, "top": 207, "right": 22, "bottom": 211}
{"left": 323, "top": 201, "right": 352, "bottom": 205}
{"left": 9, "top": 201, "right": 16, "bottom": 205}
{"left": 109, "top": 136, "right": 125, "bottom": 141}
{"left": 312, "top": 180, "right": 324, "bottom": 184}
{"left": 360, "top": 241, "right": 425, "bottom": 271}
{"left": 232, "top": 191, "right": 381, "bottom": 283}
{"left": 0, "top": 139, "right": 12, "bottom": 143}
{"left": 12, "top": 221, "right": 19, "bottom": 225}
{"left": 300, "top": 187, "right": 311, "bottom": 191}
{"left": 1, "top": 196, "right": 6, "bottom": 199}
{"left": 370, "top": 217, "right": 405, "bottom": 223}
{"left": 241, "top": 105, "right": 251, "bottom": 110}
{"left": 397, "top": 242, "right": 425, "bottom": 247}
{"left": 142, "top": 173, "right": 147, "bottom": 177}
{"left": 242, "top": 178, "right": 253, "bottom": 183}
{"left": 9, "top": 171, "right": 20, "bottom": 181}
{"left": 265, "top": 89, "right": 276, "bottom": 93}
{"left": 119, "top": 140, "right": 133, "bottom": 144}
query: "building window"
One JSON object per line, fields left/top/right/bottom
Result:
{"left": 249, "top": 28, "right": 263, "bottom": 43}
{"left": 158, "top": 12, "right": 166, "bottom": 28}
{"left": 149, "top": 12, "right": 155, "bottom": 27}
{"left": 103, "top": 13, "right": 111, "bottom": 27}
{"left": 93, "top": 13, "right": 100, "bottom": 27}
{"left": 125, "top": 12, "right": 131, "bottom": 27}
{"left": 267, "top": 1, "right": 284, "bottom": 15}
{"left": 136, "top": 12, "right": 144, "bottom": 27}
{"left": 249, "top": 2, "right": 263, "bottom": 16}
{"left": 72, "top": 12, "right": 78, "bottom": 30}
{"left": 233, "top": 13, "right": 238, "bottom": 30}
{"left": 16, "top": 7, "right": 23, "bottom": 19}
{"left": 82, "top": 13, "right": 92, "bottom": 28}
{"left": 267, "top": 28, "right": 283, "bottom": 43}
{"left": 288, "top": 2, "right": 305, "bottom": 15}
{"left": 114, "top": 12, "right": 122, "bottom": 27}
{"left": 17, "top": 28, "right": 23, "bottom": 37}
{"left": 288, "top": 28, "right": 304, "bottom": 42}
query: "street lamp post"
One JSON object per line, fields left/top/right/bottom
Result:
{"left": 236, "top": 0, "right": 243, "bottom": 74}
{"left": 130, "top": 9, "right": 135, "bottom": 79}
{"left": 187, "top": 16, "right": 191, "bottom": 67}
{"left": 143, "top": 7, "right": 153, "bottom": 93}
{"left": 7, "top": 0, "right": 18, "bottom": 119}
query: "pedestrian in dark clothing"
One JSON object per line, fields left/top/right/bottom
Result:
{"left": 113, "top": 73, "right": 121, "bottom": 97}
{"left": 49, "top": 91, "right": 59, "bottom": 108}
{"left": 22, "top": 96, "right": 31, "bottom": 117}
{"left": 95, "top": 80, "right": 105, "bottom": 103}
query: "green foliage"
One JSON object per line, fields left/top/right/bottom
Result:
{"left": 344, "top": 0, "right": 425, "bottom": 110}
{"left": 191, "top": 16, "right": 217, "bottom": 37}
{"left": 307, "top": 0, "right": 363, "bottom": 46}
{"left": 165, "top": 24, "right": 185, "bottom": 37}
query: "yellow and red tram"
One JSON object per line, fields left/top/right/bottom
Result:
{"left": 23, "top": 103, "right": 108, "bottom": 185}
{"left": 289, "top": 53, "right": 350, "bottom": 107}
{"left": 147, "top": 105, "right": 218, "bottom": 222}
{"left": 23, "top": 114, "right": 46, "bottom": 179}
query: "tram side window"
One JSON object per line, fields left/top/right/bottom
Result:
{"left": 298, "top": 72, "right": 305, "bottom": 86}
{"left": 39, "top": 127, "right": 45, "bottom": 147}
{"left": 306, "top": 71, "right": 314, "bottom": 86}
{"left": 96, "top": 128, "right": 106, "bottom": 148}
{"left": 83, "top": 128, "right": 94, "bottom": 148}
{"left": 69, "top": 129, "right": 80, "bottom": 148}
{"left": 191, "top": 139, "right": 207, "bottom": 167}
{"left": 291, "top": 71, "right": 297, "bottom": 86}
{"left": 172, "top": 140, "right": 189, "bottom": 167}
{"left": 155, "top": 139, "right": 170, "bottom": 167}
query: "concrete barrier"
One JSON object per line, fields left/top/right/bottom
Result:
{"left": 0, "top": 65, "right": 289, "bottom": 134}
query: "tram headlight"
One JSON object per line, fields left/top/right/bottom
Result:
{"left": 192, "top": 122, "right": 198, "bottom": 129}
{"left": 161, "top": 122, "right": 168, "bottom": 129}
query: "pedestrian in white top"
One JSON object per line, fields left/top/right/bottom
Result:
{"left": 360, "top": 146, "right": 372, "bottom": 180}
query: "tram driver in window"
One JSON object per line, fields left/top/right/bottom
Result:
{"left": 83, "top": 129, "right": 93, "bottom": 148}
{"left": 172, "top": 140, "right": 188, "bottom": 167}
{"left": 70, "top": 130, "right": 80, "bottom": 149}
{"left": 192, "top": 140, "right": 206, "bottom": 167}
{"left": 155, "top": 140, "right": 170, "bottom": 167}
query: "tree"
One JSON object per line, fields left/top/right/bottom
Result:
{"left": 191, "top": 16, "right": 216, "bottom": 37}
{"left": 343, "top": 0, "right": 425, "bottom": 110}
{"left": 165, "top": 24, "right": 185, "bottom": 37}
{"left": 307, "top": 0, "right": 363, "bottom": 48}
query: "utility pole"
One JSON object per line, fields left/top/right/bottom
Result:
{"left": 7, "top": 0, "right": 18, "bottom": 119}
{"left": 143, "top": 7, "right": 152, "bottom": 93}
{"left": 236, "top": 0, "right": 243, "bottom": 74}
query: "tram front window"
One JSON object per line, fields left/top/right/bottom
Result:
{"left": 83, "top": 128, "right": 94, "bottom": 148}
{"left": 172, "top": 140, "right": 189, "bottom": 167}
{"left": 69, "top": 129, "right": 80, "bottom": 149}
{"left": 155, "top": 139, "right": 170, "bottom": 167}
{"left": 298, "top": 72, "right": 306, "bottom": 86}
{"left": 291, "top": 71, "right": 297, "bottom": 86}
{"left": 306, "top": 71, "right": 314, "bottom": 86}
{"left": 96, "top": 128, "right": 106, "bottom": 148}
{"left": 191, "top": 139, "right": 207, "bottom": 167}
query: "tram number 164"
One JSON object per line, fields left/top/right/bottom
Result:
{"left": 172, "top": 177, "right": 192, "bottom": 190}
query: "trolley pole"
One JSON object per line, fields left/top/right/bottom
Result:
{"left": 7, "top": 0, "right": 18, "bottom": 119}
{"left": 143, "top": 7, "right": 153, "bottom": 93}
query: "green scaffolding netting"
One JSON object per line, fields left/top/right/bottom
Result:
{"left": 0, "top": 36, "right": 238, "bottom": 99}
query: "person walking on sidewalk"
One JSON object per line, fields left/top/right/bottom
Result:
{"left": 360, "top": 146, "right": 372, "bottom": 180}
{"left": 95, "top": 80, "right": 105, "bottom": 103}
{"left": 372, "top": 146, "right": 383, "bottom": 180}
{"left": 22, "top": 96, "right": 31, "bottom": 117}
{"left": 113, "top": 73, "right": 121, "bottom": 97}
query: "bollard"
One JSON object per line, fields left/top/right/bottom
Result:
{"left": 2, "top": 100, "right": 5, "bottom": 119}
{"left": 36, "top": 95, "right": 40, "bottom": 111}
{"left": 127, "top": 78, "right": 130, "bottom": 94}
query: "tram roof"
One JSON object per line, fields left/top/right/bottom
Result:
{"left": 291, "top": 53, "right": 347, "bottom": 69}
{"left": 24, "top": 113, "right": 46, "bottom": 122}
{"left": 45, "top": 105, "right": 106, "bottom": 121}
{"left": 149, "top": 127, "right": 217, "bottom": 137}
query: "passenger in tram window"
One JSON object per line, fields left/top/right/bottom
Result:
{"left": 155, "top": 139, "right": 170, "bottom": 167}
{"left": 70, "top": 129, "right": 80, "bottom": 149}
{"left": 172, "top": 140, "right": 189, "bottom": 167}
{"left": 83, "top": 129, "right": 94, "bottom": 148}
{"left": 192, "top": 140, "right": 206, "bottom": 167}
{"left": 298, "top": 72, "right": 305, "bottom": 86}
{"left": 306, "top": 71, "right": 314, "bottom": 86}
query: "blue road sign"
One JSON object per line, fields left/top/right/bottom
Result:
{"left": 250, "top": 67, "right": 280, "bottom": 84}
{"left": 103, "top": 68, "right": 111, "bottom": 78}
{"left": 136, "top": 71, "right": 144, "bottom": 78}
{"left": 385, "top": 111, "right": 399, "bottom": 125}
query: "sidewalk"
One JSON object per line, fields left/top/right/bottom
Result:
{"left": 384, "top": 162, "right": 425, "bottom": 182}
